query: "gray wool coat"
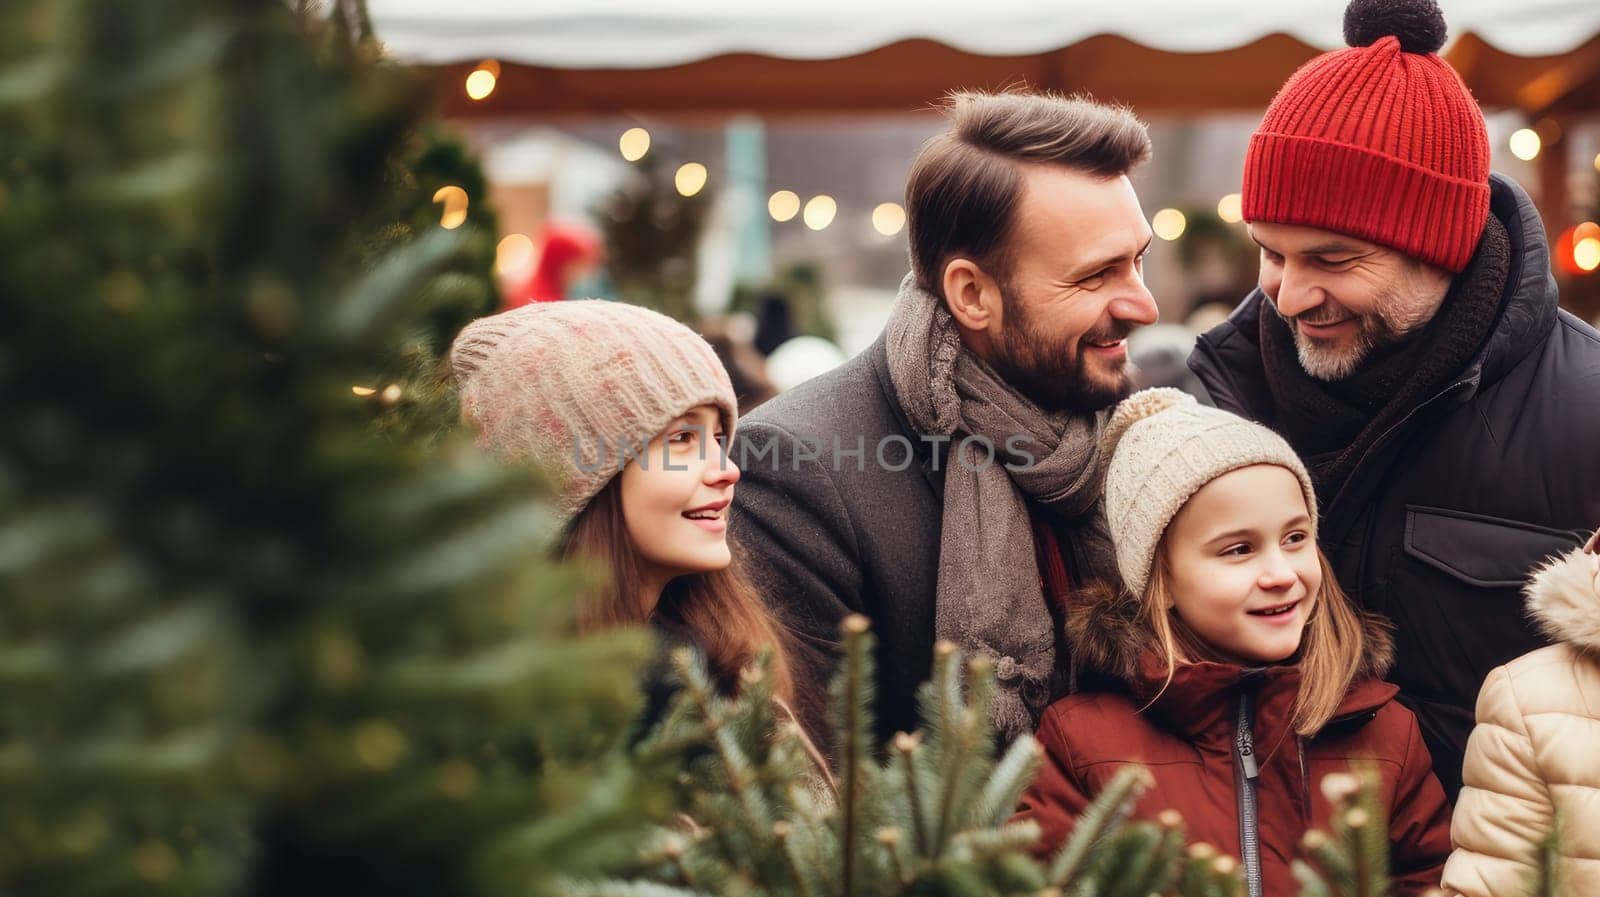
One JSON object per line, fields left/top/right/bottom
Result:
{"left": 729, "top": 335, "right": 948, "bottom": 744}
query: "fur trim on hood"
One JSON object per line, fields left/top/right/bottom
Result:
{"left": 1066, "top": 578, "right": 1396, "bottom": 686}
{"left": 1525, "top": 545, "right": 1600, "bottom": 655}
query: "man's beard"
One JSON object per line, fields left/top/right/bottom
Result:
{"left": 1282, "top": 283, "right": 1413, "bottom": 381}
{"left": 986, "top": 286, "right": 1134, "bottom": 414}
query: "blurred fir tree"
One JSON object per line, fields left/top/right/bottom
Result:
{"left": 593, "top": 154, "right": 711, "bottom": 323}
{"left": 0, "top": 2, "right": 663, "bottom": 897}
{"left": 729, "top": 260, "right": 838, "bottom": 350}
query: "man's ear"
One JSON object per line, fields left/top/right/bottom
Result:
{"left": 942, "top": 258, "right": 1001, "bottom": 333}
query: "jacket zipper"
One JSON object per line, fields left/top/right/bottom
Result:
{"left": 1234, "top": 691, "right": 1263, "bottom": 897}
{"left": 1297, "top": 737, "right": 1310, "bottom": 817}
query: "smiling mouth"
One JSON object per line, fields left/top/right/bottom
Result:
{"left": 1297, "top": 318, "right": 1353, "bottom": 331}
{"left": 1247, "top": 600, "right": 1299, "bottom": 617}
{"left": 682, "top": 499, "right": 729, "bottom": 522}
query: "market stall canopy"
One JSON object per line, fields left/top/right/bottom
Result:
{"left": 370, "top": 0, "right": 1600, "bottom": 117}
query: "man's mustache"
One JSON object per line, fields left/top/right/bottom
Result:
{"left": 1079, "top": 322, "right": 1136, "bottom": 346}
{"left": 1271, "top": 298, "right": 1354, "bottom": 328}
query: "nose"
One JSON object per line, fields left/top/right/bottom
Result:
{"left": 1109, "top": 279, "right": 1160, "bottom": 328}
{"left": 1257, "top": 548, "right": 1298, "bottom": 591}
{"left": 704, "top": 445, "right": 740, "bottom": 488}
{"left": 1272, "top": 265, "right": 1323, "bottom": 320}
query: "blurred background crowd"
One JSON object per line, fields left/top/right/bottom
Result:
{"left": 371, "top": 0, "right": 1600, "bottom": 406}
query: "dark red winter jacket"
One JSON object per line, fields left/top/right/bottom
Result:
{"left": 1014, "top": 584, "right": 1452, "bottom": 896}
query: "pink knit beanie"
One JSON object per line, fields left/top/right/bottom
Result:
{"left": 450, "top": 300, "right": 738, "bottom": 523}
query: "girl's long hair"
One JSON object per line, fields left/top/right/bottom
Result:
{"left": 1143, "top": 545, "right": 1367, "bottom": 736}
{"left": 561, "top": 476, "right": 799, "bottom": 709}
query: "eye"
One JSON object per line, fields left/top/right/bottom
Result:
{"left": 1079, "top": 269, "right": 1113, "bottom": 290}
{"left": 1284, "top": 531, "right": 1309, "bottom": 546}
{"left": 1260, "top": 249, "right": 1284, "bottom": 264}
{"left": 1317, "top": 257, "right": 1356, "bottom": 268}
{"left": 1221, "top": 543, "right": 1253, "bottom": 558}
{"left": 667, "top": 429, "right": 696, "bottom": 446}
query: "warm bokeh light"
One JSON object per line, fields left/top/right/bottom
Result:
{"left": 1217, "top": 193, "right": 1243, "bottom": 224}
{"left": 1152, "top": 208, "right": 1187, "bottom": 241}
{"left": 494, "top": 233, "right": 535, "bottom": 277}
{"left": 351, "top": 386, "right": 377, "bottom": 397}
{"left": 1508, "top": 128, "right": 1541, "bottom": 161}
{"left": 803, "top": 195, "right": 837, "bottom": 231}
{"left": 1555, "top": 223, "right": 1600, "bottom": 276}
{"left": 1576, "top": 237, "right": 1600, "bottom": 273}
{"left": 465, "top": 68, "right": 497, "bottom": 101}
{"left": 768, "top": 190, "right": 800, "bottom": 222}
{"left": 674, "top": 162, "right": 707, "bottom": 197}
{"left": 619, "top": 127, "right": 650, "bottom": 162}
{"left": 432, "top": 185, "right": 468, "bottom": 229}
{"left": 871, "top": 202, "right": 906, "bottom": 236}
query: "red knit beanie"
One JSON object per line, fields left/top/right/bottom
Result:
{"left": 1242, "top": 0, "right": 1490, "bottom": 273}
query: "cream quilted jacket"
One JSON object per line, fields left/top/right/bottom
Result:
{"left": 1441, "top": 543, "right": 1600, "bottom": 897}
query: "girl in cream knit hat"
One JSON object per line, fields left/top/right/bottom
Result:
{"left": 1015, "top": 388, "right": 1451, "bottom": 896}
{"left": 451, "top": 300, "right": 811, "bottom": 729}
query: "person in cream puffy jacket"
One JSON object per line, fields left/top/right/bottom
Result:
{"left": 1442, "top": 530, "right": 1600, "bottom": 896}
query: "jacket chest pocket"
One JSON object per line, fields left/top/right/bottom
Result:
{"left": 1385, "top": 506, "right": 1581, "bottom": 702}
{"left": 1402, "top": 506, "right": 1581, "bottom": 588}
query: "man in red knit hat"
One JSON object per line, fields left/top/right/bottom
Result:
{"left": 1189, "top": 0, "right": 1600, "bottom": 802}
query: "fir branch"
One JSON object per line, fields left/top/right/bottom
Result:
{"left": 893, "top": 732, "right": 930, "bottom": 855}
{"left": 1525, "top": 814, "right": 1562, "bottom": 897}
{"left": 970, "top": 734, "right": 1043, "bottom": 830}
{"left": 834, "top": 614, "right": 873, "bottom": 897}
{"left": 1046, "top": 764, "right": 1151, "bottom": 888}
{"left": 671, "top": 649, "right": 774, "bottom": 839}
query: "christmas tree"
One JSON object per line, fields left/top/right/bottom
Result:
{"left": 0, "top": 2, "right": 663, "bottom": 895}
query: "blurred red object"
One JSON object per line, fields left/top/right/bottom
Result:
{"left": 505, "top": 222, "right": 602, "bottom": 308}
{"left": 1554, "top": 221, "right": 1600, "bottom": 276}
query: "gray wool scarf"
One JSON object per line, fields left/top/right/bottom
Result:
{"left": 884, "top": 275, "right": 1118, "bottom": 739}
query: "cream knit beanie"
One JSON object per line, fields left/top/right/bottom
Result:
{"left": 450, "top": 300, "right": 738, "bottom": 524}
{"left": 1103, "top": 388, "right": 1318, "bottom": 594}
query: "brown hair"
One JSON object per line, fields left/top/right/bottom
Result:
{"left": 905, "top": 91, "right": 1151, "bottom": 297}
{"left": 562, "top": 477, "right": 800, "bottom": 709}
{"left": 1142, "top": 546, "right": 1368, "bottom": 737}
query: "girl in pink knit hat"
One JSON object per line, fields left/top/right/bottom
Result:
{"left": 450, "top": 300, "right": 813, "bottom": 733}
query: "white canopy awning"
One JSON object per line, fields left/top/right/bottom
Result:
{"left": 370, "top": 0, "right": 1600, "bottom": 69}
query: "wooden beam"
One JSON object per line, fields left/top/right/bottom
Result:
{"left": 432, "top": 35, "right": 1322, "bottom": 120}
{"left": 1516, "top": 35, "right": 1600, "bottom": 116}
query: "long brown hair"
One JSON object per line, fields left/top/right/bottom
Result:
{"left": 562, "top": 476, "right": 798, "bottom": 708}
{"left": 1142, "top": 545, "right": 1368, "bottom": 736}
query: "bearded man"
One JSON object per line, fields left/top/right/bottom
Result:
{"left": 1190, "top": 0, "right": 1600, "bottom": 800}
{"left": 730, "top": 92, "right": 1159, "bottom": 742}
